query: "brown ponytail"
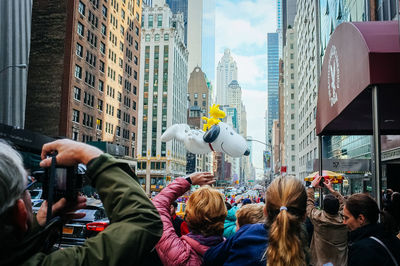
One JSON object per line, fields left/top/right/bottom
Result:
{"left": 265, "top": 177, "right": 307, "bottom": 266}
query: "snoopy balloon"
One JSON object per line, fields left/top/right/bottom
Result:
{"left": 160, "top": 104, "right": 250, "bottom": 158}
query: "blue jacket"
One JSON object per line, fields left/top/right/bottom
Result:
{"left": 223, "top": 206, "right": 238, "bottom": 238}
{"left": 204, "top": 223, "right": 268, "bottom": 266}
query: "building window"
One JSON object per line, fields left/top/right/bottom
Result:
{"left": 291, "top": 93, "right": 294, "bottom": 99}
{"left": 134, "top": 41, "right": 138, "bottom": 50}
{"left": 164, "top": 33, "right": 169, "bottom": 41}
{"left": 134, "top": 55, "right": 138, "bottom": 65}
{"left": 132, "top": 116, "right": 136, "bottom": 125}
{"left": 98, "top": 79, "right": 104, "bottom": 92}
{"left": 145, "top": 34, "right": 150, "bottom": 42}
{"left": 202, "top": 93, "right": 206, "bottom": 99}
{"left": 291, "top": 155, "right": 295, "bottom": 162}
{"left": 75, "top": 65, "right": 82, "bottom": 79}
{"left": 292, "top": 166, "right": 295, "bottom": 172}
{"left": 121, "top": 9, "right": 125, "bottom": 20}
{"left": 76, "top": 43, "right": 83, "bottom": 57}
{"left": 73, "top": 87, "right": 81, "bottom": 101}
{"left": 99, "top": 60, "right": 105, "bottom": 72}
{"left": 202, "top": 101, "right": 206, "bottom": 107}
{"left": 72, "top": 109, "right": 80, "bottom": 123}
{"left": 100, "top": 42, "right": 106, "bottom": 54}
{"left": 135, "top": 26, "right": 139, "bottom": 36}
{"left": 102, "top": 5, "right": 108, "bottom": 17}
{"left": 96, "top": 119, "right": 102, "bottom": 130}
{"left": 120, "top": 25, "right": 124, "bottom": 35}
{"left": 134, "top": 70, "right": 137, "bottom": 80}
{"left": 155, "top": 34, "right": 160, "bottom": 41}
{"left": 72, "top": 131, "right": 79, "bottom": 141}
{"left": 157, "top": 14, "right": 162, "bottom": 27}
{"left": 77, "top": 22, "right": 84, "bottom": 36}
{"left": 78, "top": 1, "right": 86, "bottom": 16}
{"left": 194, "top": 93, "right": 198, "bottom": 99}
{"left": 101, "top": 23, "right": 107, "bottom": 35}
{"left": 97, "top": 99, "right": 103, "bottom": 111}
{"left": 148, "top": 14, "right": 153, "bottom": 28}
{"left": 291, "top": 73, "right": 294, "bottom": 79}
{"left": 290, "top": 53, "right": 294, "bottom": 59}
{"left": 291, "top": 134, "right": 295, "bottom": 140}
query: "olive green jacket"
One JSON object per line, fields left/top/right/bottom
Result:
{"left": 1, "top": 154, "right": 162, "bottom": 266}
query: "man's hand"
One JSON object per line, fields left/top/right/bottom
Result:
{"left": 40, "top": 139, "right": 103, "bottom": 167}
{"left": 36, "top": 196, "right": 87, "bottom": 226}
{"left": 311, "top": 175, "right": 323, "bottom": 189}
{"left": 323, "top": 178, "right": 335, "bottom": 193}
{"left": 188, "top": 172, "right": 216, "bottom": 186}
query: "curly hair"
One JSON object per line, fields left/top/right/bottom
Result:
{"left": 265, "top": 177, "right": 307, "bottom": 266}
{"left": 185, "top": 186, "right": 227, "bottom": 236}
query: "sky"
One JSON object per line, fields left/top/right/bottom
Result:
{"left": 215, "top": 0, "right": 276, "bottom": 177}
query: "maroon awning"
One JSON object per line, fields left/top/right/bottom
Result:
{"left": 316, "top": 21, "right": 400, "bottom": 136}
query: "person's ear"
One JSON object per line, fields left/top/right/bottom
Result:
{"left": 13, "top": 199, "right": 29, "bottom": 233}
{"left": 357, "top": 213, "right": 366, "bottom": 226}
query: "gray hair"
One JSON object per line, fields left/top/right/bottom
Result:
{"left": 0, "top": 140, "right": 26, "bottom": 215}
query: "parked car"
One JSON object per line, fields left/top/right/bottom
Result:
{"left": 60, "top": 205, "right": 109, "bottom": 247}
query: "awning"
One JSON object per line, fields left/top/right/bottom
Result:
{"left": 316, "top": 21, "right": 400, "bottom": 136}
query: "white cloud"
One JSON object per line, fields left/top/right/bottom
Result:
{"left": 215, "top": 0, "right": 276, "bottom": 53}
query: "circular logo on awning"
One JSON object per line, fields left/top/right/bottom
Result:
{"left": 327, "top": 45, "right": 340, "bottom": 106}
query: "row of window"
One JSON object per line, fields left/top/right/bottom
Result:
{"left": 72, "top": 108, "right": 136, "bottom": 139}
{"left": 145, "top": 33, "right": 169, "bottom": 42}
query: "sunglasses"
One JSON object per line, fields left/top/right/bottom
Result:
{"left": 25, "top": 176, "right": 37, "bottom": 191}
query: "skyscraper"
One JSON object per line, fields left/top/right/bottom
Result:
{"left": 138, "top": 1, "right": 188, "bottom": 193}
{"left": 201, "top": 0, "right": 216, "bottom": 83}
{"left": 282, "top": 0, "right": 297, "bottom": 46}
{"left": 216, "top": 48, "right": 237, "bottom": 105}
{"left": 227, "top": 80, "right": 242, "bottom": 133}
{"left": 187, "top": 0, "right": 203, "bottom": 76}
{"left": 294, "top": 0, "right": 319, "bottom": 179}
{"left": 283, "top": 28, "right": 298, "bottom": 176}
{"left": 166, "top": 0, "right": 188, "bottom": 45}
{"left": 25, "top": 0, "right": 142, "bottom": 158}
{"left": 277, "top": 0, "right": 283, "bottom": 58}
{"left": 266, "top": 33, "right": 279, "bottom": 147}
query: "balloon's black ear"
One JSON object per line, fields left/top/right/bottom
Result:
{"left": 203, "top": 124, "right": 220, "bottom": 143}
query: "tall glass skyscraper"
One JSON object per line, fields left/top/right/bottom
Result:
{"left": 166, "top": 0, "right": 188, "bottom": 45}
{"left": 266, "top": 33, "right": 279, "bottom": 146}
{"left": 201, "top": 0, "right": 216, "bottom": 83}
{"left": 276, "top": 0, "right": 283, "bottom": 58}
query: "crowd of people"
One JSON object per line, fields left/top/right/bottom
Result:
{"left": 0, "top": 139, "right": 399, "bottom": 265}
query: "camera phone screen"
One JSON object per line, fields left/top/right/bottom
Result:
{"left": 56, "top": 168, "right": 67, "bottom": 190}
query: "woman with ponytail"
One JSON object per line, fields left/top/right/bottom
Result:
{"left": 265, "top": 177, "right": 308, "bottom": 266}
{"left": 204, "top": 177, "right": 308, "bottom": 266}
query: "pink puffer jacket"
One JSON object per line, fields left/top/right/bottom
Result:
{"left": 153, "top": 178, "right": 209, "bottom": 266}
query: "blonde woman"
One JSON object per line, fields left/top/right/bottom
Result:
{"left": 204, "top": 177, "right": 308, "bottom": 266}
{"left": 152, "top": 172, "right": 227, "bottom": 266}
